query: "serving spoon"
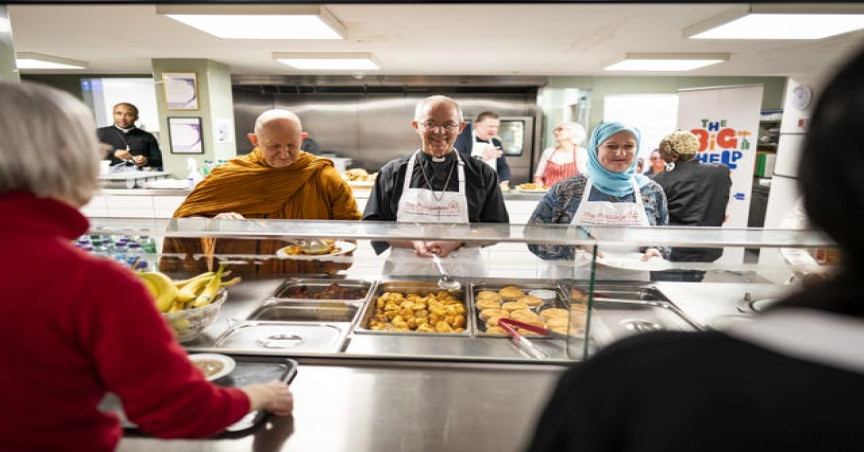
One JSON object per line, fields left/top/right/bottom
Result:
{"left": 430, "top": 252, "right": 461, "bottom": 291}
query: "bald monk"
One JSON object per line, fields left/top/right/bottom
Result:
{"left": 161, "top": 109, "right": 361, "bottom": 274}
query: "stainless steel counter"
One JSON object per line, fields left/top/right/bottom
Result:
{"left": 118, "top": 358, "right": 563, "bottom": 452}
{"left": 118, "top": 275, "right": 786, "bottom": 450}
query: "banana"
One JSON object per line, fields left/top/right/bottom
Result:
{"left": 137, "top": 271, "right": 179, "bottom": 312}
{"left": 176, "top": 272, "right": 215, "bottom": 302}
{"left": 173, "top": 271, "right": 215, "bottom": 289}
{"left": 190, "top": 265, "right": 225, "bottom": 308}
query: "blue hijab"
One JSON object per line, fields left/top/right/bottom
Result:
{"left": 586, "top": 122, "right": 652, "bottom": 197}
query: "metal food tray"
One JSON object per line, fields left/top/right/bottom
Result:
{"left": 470, "top": 280, "right": 571, "bottom": 337}
{"left": 213, "top": 321, "right": 350, "bottom": 352}
{"left": 247, "top": 301, "right": 362, "bottom": 324}
{"left": 100, "top": 355, "right": 298, "bottom": 438}
{"left": 354, "top": 280, "right": 472, "bottom": 336}
{"left": 582, "top": 284, "right": 700, "bottom": 344}
{"left": 269, "top": 278, "right": 375, "bottom": 302}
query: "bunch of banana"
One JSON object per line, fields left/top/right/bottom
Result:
{"left": 136, "top": 264, "right": 241, "bottom": 313}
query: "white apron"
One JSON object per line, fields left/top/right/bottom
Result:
{"left": 470, "top": 134, "right": 498, "bottom": 171}
{"left": 384, "top": 150, "right": 482, "bottom": 277}
{"left": 566, "top": 178, "right": 651, "bottom": 281}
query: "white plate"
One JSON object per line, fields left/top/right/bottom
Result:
{"left": 276, "top": 240, "right": 357, "bottom": 260}
{"left": 188, "top": 353, "right": 236, "bottom": 381}
{"left": 515, "top": 187, "right": 549, "bottom": 194}
{"left": 596, "top": 252, "right": 672, "bottom": 271}
{"left": 346, "top": 180, "right": 375, "bottom": 188}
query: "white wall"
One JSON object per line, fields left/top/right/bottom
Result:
{"left": 98, "top": 78, "right": 160, "bottom": 133}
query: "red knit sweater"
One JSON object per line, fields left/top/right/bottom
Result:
{"left": 0, "top": 192, "right": 249, "bottom": 451}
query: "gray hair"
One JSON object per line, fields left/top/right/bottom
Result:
{"left": 0, "top": 81, "right": 101, "bottom": 206}
{"left": 554, "top": 121, "right": 587, "bottom": 145}
{"left": 413, "top": 95, "right": 464, "bottom": 122}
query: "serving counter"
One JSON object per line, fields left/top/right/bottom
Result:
{"left": 82, "top": 217, "right": 833, "bottom": 451}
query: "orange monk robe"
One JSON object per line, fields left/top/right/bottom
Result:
{"left": 162, "top": 150, "right": 361, "bottom": 274}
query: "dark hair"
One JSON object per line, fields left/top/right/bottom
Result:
{"left": 799, "top": 46, "right": 864, "bottom": 270}
{"left": 475, "top": 111, "right": 499, "bottom": 123}
{"left": 113, "top": 102, "right": 139, "bottom": 117}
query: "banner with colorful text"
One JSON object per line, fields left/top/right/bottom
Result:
{"left": 677, "top": 84, "right": 763, "bottom": 263}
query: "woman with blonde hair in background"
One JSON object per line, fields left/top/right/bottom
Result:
{"left": 533, "top": 121, "right": 588, "bottom": 188}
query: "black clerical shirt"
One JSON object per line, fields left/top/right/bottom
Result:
{"left": 362, "top": 150, "right": 509, "bottom": 253}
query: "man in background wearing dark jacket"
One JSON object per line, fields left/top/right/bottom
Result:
{"left": 652, "top": 130, "right": 732, "bottom": 282}
{"left": 454, "top": 111, "right": 511, "bottom": 189}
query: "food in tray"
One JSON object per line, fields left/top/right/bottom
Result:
{"left": 498, "top": 285, "right": 525, "bottom": 299}
{"left": 278, "top": 283, "right": 367, "bottom": 300}
{"left": 341, "top": 168, "right": 378, "bottom": 182}
{"left": 479, "top": 308, "right": 509, "bottom": 321}
{"left": 369, "top": 290, "right": 466, "bottom": 333}
{"left": 188, "top": 353, "right": 235, "bottom": 381}
{"left": 517, "top": 295, "right": 544, "bottom": 307}
{"left": 502, "top": 301, "right": 529, "bottom": 312}
{"left": 280, "top": 239, "right": 342, "bottom": 256}
{"left": 475, "top": 298, "right": 503, "bottom": 310}
{"left": 516, "top": 183, "right": 548, "bottom": 192}
{"left": 539, "top": 307, "right": 569, "bottom": 320}
{"left": 475, "top": 290, "right": 503, "bottom": 303}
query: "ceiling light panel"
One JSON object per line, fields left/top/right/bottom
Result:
{"left": 15, "top": 52, "right": 88, "bottom": 70}
{"left": 686, "top": 4, "right": 864, "bottom": 40}
{"left": 157, "top": 5, "right": 345, "bottom": 40}
{"left": 604, "top": 53, "right": 728, "bottom": 72}
{"left": 273, "top": 52, "right": 380, "bottom": 70}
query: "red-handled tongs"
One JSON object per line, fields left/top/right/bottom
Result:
{"left": 498, "top": 318, "right": 550, "bottom": 359}
{"left": 499, "top": 317, "right": 570, "bottom": 339}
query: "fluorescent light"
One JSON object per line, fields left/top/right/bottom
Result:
{"left": 604, "top": 53, "right": 728, "bottom": 72}
{"left": 686, "top": 4, "right": 864, "bottom": 40}
{"left": 15, "top": 53, "right": 88, "bottom": 70}
{"left": 157, "top": 5, "right": 345, "bottom": 39}
{"left": 274, "top": 52, "right": 380, "bottom": 70}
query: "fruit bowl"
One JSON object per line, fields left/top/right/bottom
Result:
{"left": 163, "top": 289, "right": 228, "bottom": 342}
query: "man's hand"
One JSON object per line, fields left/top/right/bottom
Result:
{"left": 641, "top": 248, "right": 663, "bottom": 261}
{"left": 482, "top": 145, "right": 503, "bottom": 162}
{"left": 132, "top": 155, "right": 148, "bottom": 166}
{"left": 420, "top": 240, "right": 463, "bottom": 257}
{"left": 114, "top": 149, "right": 133, "bottom": 161}
{"left": 214, "top": 212, "right": 245, "bottom": 220}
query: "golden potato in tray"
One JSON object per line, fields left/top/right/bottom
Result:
{"left": 368, "top": 290, "right": 466, "bottom": 333}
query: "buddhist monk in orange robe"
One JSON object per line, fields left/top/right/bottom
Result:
{"left": 161, "top": 109, "right": 361, "bottom": 274}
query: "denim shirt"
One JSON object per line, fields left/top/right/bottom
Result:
{"left": 527, "top": 174, "right": 670, "bottom": 260}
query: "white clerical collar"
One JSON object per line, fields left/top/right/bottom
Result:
{"left": 723, "top": 308, "right": 864, "bottom": 375}
{"left": 114, "top": 125, "right": 135, "bottom": 133}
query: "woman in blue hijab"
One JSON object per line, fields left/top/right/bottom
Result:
{"left": 527, "top": 122, "right": 669, "bottom": 268}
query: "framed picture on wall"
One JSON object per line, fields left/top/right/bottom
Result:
{"left": 168, "top": 117, "right": 204, "bottom": 154}
{"left": 162, "top": 72, "right": 199, "bottom": 110}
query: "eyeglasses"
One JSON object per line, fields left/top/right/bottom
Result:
{"left": 418, "top": 121, "right": 461, "bottom": 132}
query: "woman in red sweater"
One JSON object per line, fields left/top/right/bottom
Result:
{"left": 0, "top": 81, "right": 293, "bottom": 451}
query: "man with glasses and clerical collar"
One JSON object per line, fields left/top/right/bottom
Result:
{"left": 97, "top": 102, "right": 163, "bottom": 170}
{"left": 363, "top": 95, "right": 509, "bottom": 275}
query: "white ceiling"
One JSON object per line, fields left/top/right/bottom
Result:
{"left": 7, "top": 3, "right": 864, "bottom": 79}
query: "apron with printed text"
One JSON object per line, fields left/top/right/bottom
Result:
{"left": 566, "top": 177, "right": 651, "bottom": 281}
{"left": 384, "top": 150, "right": 482, "bottom": 276}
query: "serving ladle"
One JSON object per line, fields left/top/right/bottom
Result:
{"left": 430, "top": 252, "right": 461, "bottom": 291}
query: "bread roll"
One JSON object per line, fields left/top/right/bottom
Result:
{"left": 498, "top": 286, "right": 525, "bottom": 299}
{"left": 517, "top": 295, "right": 544, "bottom": 307}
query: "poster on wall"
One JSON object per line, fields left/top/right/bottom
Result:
{"left": 677, "top": 84, "right": 763, "bottom": 263}
{"left": 168, "top": 117, "right": 204, "bottom": 154}
{"left": 162, "top": 72, "right": 199, "bottom": 110}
